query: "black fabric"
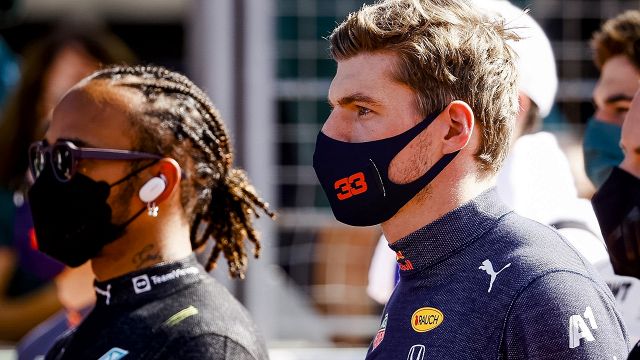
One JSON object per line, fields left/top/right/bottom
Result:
{"left": 592, "top": 166, "right": 640, "bottom": 278}
{"left": 592, "top": 167, "right": 640, "bottom": 237}
{"left": 45, "top": 254, "right": 268, "bottom": 360}
{"left": 0, "top": 188, "right": 13, "bottom": 247}
{"left": 629, "top": 340, "right": 640, "bottom": 360}
{"left": 28, "top": 166, "right": 123, "bottom": 267}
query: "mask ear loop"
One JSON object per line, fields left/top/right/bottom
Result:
{"left": 111, "top": 160, "right": 162, "bottom": 228}
{"left": 109, "top": 159, "right": 160, "bottom": 188}
{"left": 118, "top": 206, "right": 148, "bottom": 230}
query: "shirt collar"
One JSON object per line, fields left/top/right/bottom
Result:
{"left": 389, "top": 188, "right": 511, "bottom": 277}
{"left": 93, "top": 253, "right": 204, "bottom": 308}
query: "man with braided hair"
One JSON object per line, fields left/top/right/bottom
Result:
{"left": 26, "top": 65, "right": 272, "bottom": 359}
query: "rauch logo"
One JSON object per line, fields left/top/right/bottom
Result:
{"left": 411, "top": 307, "right": 444, "bottom": 333}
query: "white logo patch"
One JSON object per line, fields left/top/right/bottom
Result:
{"left": 478, "top": 259, "right": 511, "bottom": 293}
{"left": 150, "top": 266, "right": 198, "bottom": 286}
{"left": 94, "top": 284, "right": 112, "bottom": 305}
{"left": 98, "top": 347, "right": 129, "bottom": 360}
{"left": 406, "top": 344, "right": 425, "bottom": 360}
{"left": 569, "top": 306, "right": 598, "bottom": 349}
{"left": 132, "top": 274, "right": 152, "bottom": 294}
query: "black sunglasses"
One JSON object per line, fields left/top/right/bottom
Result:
{"left": 29, "top": 140, "right": 162, "bottom": 182}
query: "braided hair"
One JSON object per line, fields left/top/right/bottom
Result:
{"left": 90, "top": 65, "right": 274, "bottom": 279}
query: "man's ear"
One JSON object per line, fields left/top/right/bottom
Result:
{"left": 442, "top": 100, "right": 474, "bottom": 153}
{"left": 147, "top": 158, "right": 181, "bottom": 205}
{"left": 514, "top": 93, "right": 531, "bottom": 140}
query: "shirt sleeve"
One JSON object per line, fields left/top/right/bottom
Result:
{"left": 503, "top": 271, "right": 629, "bottom": 360}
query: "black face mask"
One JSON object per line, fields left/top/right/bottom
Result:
{"left": 28, "top": 165, "right": 147, "bottom": 267}
{"left": 313, "top": 110, "right": 459, "bottom": 226}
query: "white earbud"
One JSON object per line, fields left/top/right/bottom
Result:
{"left": 138, "top": 175, "right": 167, "bottom": 203}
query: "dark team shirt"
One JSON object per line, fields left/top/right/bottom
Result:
{"left": 592, "top": 166, "right": 640, "bottom": 279}
{"left": 591, "top": 167, "right": 640, "bottom": 360}
{"left": 630, "top": 341, "right": 640, "bottom": 360}
{"left": 45, "top": 254, "right": 268, "bottom": 360}
{"left": 367, "top": 189, "right": 629, "bottom": 360}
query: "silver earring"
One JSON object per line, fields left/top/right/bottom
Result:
{"left": 147, "top": 202, "right": 159, "bottom": 217}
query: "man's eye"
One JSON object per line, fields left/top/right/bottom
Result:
{"left": 357, "top": 106, "right": 371, "bottom": 116}
{"left": 614, "top": 107, "right": 629, "bottom": 115}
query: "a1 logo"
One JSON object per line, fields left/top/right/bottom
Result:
{"left": 568, "top": 306, "right": 597, "bottom": 349}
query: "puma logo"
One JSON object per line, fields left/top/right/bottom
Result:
{"left": 479, "top": 259, "right": 511, "bottom": 293}
{"left": 94, "top": 284, "right": 112, "bottom": 305}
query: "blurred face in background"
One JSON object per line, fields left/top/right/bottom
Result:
{"left": 37, "top": 44, "right": 100, "bottom": 129}
{"left": 592, "top": 55, "right": 640, "bottom": 126}
{"left": 585, "top": 54, "right": 640, "bottom": 188}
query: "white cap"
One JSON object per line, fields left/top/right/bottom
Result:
{"left": 470, "top": 0, "right": 558, "bottom": 117}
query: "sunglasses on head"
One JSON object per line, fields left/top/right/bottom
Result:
{"left": 29, "top": 140, "right": 163, "bottom": 182}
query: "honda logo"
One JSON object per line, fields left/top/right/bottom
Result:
{"left": 407, "top": 344, "right": 426, "bottom": 360}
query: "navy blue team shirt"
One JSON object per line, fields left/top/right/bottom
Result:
{"left": 367, "top": 189, "right": 630, "bottom": 360}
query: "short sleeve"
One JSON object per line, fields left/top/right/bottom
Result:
{"left": 503, "top": 271, "right": 629, "bottom": 360}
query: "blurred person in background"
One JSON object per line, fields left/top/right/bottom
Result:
{"left": 584, "top": 10, "right": 640, "bottom": 189}
{"left": 0, "top": 0, "right": 19, "bottom": 111}
{"left": 32, "top": 65, "right": 272, "bottom": 359}
{"left": 0, "top": 26, "right": 135, "bottom": 344}
{"left": 314, "top": 0, "right": 629, "bottom": 358}
{"left": 588, "top": 12, "right": 640, "bottom": 360}
{"left": 0, "top": 38, "right": 18, "bottom": 111}
{"left": 586, "top": 10, "right": 640, "bottom": 345}
{"left": 369, "top": 0, "right": 640, "bottom": 343}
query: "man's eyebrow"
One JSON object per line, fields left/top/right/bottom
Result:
{"left": 604, "top": 94, "right": 634, "bottom": 104}
{"left": 332, "top": 93, "right": 382, "bottom": 107}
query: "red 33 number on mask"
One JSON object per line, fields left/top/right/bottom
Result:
{"left": 334, "top": 172, "right": 368, "bottom": 200}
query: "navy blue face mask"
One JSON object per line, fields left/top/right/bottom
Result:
{"left": 313, "top": 110, "right": 459, "bottom": 226}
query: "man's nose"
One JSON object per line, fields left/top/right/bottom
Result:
{"left": 594, "top": 108, "right": 621, "bottom": 125}
{"left": 321, "top": 110, "right": 352, "bottom": 142}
